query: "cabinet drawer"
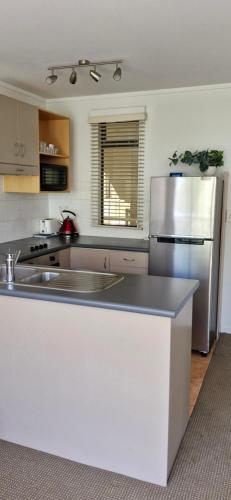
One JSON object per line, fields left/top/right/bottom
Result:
{"left": 110, "top": 250, "right": 148, "bottom": 270}
{"left": 0, "top": 163, "right": 39, "bottom": 175}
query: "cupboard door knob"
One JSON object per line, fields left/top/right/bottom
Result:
{"left": 16, "top": 168, "right": 24, "bottom": 174}
{"left": 20, "top": 143, "right": 25, "bottom": 157}
{"left": 14, "top": 142, "right": 19, "bottom": 156}
{"left": 123, "top": 258, "right": 136, "bottom": 262}
{"left": 104, "top": 257, "right": 107, "bottom": 270}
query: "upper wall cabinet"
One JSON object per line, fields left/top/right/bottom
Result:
{"left": 0, "top": 94, "right": 39, "bottom": 175}
{"left": 38, "top": 109, "right": 71, "bottom": 191}
{"left": 4, "top": 108, "right": 71, "bottom": 193}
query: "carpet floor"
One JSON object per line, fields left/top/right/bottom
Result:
{"left": 0, "top": 334, "right": 231, "bottom": 500}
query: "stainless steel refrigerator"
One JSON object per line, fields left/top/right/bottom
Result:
{"left": 149, "top": 176, "right": 223, "bottom": 354}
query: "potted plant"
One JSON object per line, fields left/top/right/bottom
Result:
{"left": 169, "top": 149, "right": 224, "bottom": 174}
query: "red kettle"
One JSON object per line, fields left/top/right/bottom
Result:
{"left": 59, "top": 210, "right": 79, "bottom": 236}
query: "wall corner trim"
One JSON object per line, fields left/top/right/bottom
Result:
{"left": 0, "top": 81, "right": 46, "bottom": 107}
{"left": 45, "top": 82, "right": 231, "bottom": 105}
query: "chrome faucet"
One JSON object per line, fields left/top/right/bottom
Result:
{"left": 5, "top": 250, "right": 21, "bottom": 283}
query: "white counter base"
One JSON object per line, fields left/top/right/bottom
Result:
{"left": 0, "top": 296, "right": 192, "bottom": 486}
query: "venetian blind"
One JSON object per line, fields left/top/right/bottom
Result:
{"left": 91, "top": 120, "right": 145, "bottom": 228}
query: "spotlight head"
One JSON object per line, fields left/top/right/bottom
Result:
{"left": 69, "top": 68, "right": 77, "bottom": 84}
{"left": 113, "top": 64, "right": 122, "bottom": 81}
{"left": 78, "top": 59, "right": 90, "bottom": 66}
{"left": 45, "top": 70, "right": 58, "bottom": 85}
{"left": 90, "top": 66, "right": 101, "bottom": 82}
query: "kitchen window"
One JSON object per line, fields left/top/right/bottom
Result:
{"left": 90, "top": 116, "right": 145, "bottom": 229}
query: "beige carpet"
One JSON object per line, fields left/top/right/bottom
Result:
{"left": 0, "top": 334, "right": 231, "bottom": 500}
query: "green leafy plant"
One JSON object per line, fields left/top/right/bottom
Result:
{"left": 169, "top": 150, "right": 224, "bottom": 173}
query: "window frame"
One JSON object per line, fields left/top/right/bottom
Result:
{"left": 91, "top": 119, "right": 145, "bottom": 230}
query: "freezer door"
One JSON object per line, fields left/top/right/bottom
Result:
{"left": 149, "top": 237, "right": 215, "bottom": 352}
{"left": 149, "top": 176, "right": 220, "bottom": 239}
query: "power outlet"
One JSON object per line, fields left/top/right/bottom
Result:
{"left": 226, "top": 209, "right": 231, "bottom": 223}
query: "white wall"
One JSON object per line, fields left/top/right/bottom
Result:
{"left": 47, "top": 84, "right": 231, "bottom": 332}
{"left": 0, "top": 178, "right": 49, "bottom": 243}
{"left": 0, "top": 82, "right": 48, "bottom": 243}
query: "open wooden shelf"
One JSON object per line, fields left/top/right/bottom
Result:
{"left": 4, "top": 108, "right": 71, "bottom": 194}
{"left": 39, "top": 152, "right": 68, "bottom": 159}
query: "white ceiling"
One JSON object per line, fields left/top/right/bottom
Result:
{"left": 0, "top": 0, "right": 230, "bottom": 98}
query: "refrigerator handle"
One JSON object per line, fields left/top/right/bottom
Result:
{"left": 156, "top": 237, "right": 205, "bottom": 245}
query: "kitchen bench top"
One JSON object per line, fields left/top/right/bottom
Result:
{"left": 0, "top": 235, "right": 150, "bottom": 262}
{"left": 0, "top": 267, "right": 199, "bottom": 319}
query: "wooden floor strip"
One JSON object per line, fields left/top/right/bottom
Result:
{"left": 189, "top": 342, "right": 215, "bottom": 415}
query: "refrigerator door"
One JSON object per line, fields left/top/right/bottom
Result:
{"left": 149, "top": 237, "right": 215, "bottom": 352}
{"left": 149, "top": 177, "right": 219, "bottom": 239}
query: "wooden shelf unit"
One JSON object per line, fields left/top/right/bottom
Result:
{"left": 4, "top": 109, "right": 71, "bottom": 194}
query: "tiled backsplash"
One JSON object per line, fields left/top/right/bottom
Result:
{"left": 0, "top": 178, "right": 49, "bottom": 243}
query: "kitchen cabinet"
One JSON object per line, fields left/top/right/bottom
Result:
{"left": 22, "top": 246, "right": 148, "bottom": 274}
{"left": 58, "top": 248, "right": 71, "bottom": 268}
{"left": 18, "top": 100, "right": 38, "bottom": 167}
{"left": 0, "top": 94, "right": 38, "bottom": 175}
{"left": 70, "top": 247, "right": 148, "bottom": 274}
{"left": 4, "top": 108, "right": 71, "bottom": 193}
{"left": 109, "top": 250, "right": 148, "bottom": 275}
{"left": 0, "top": 94, "right": 18, "bottom": 167}
{"left": 70, "top": 248, "right": 110, "bottom": 272}
{"left": 23, "top": 249, "right": 70, "bottom": 268}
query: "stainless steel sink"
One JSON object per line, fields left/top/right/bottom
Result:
{"left": 21, "top": 272, "right": 60, "bottom": 284}
{"left": 20, "top": 269, "right": 124, "bottom": 293}
{"left": 0, "top": 264, "right": 124, "bottom": 293}
{"left": 43, "top": 270, "right": 123, "bottom": 293}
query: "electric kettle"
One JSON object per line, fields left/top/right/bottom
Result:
{"left": 59, "top": 210, "right": 79, "bottom": 236}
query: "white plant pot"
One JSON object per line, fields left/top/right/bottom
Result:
{"left": 203, "top": 167, "right": 217, "bottom": 176}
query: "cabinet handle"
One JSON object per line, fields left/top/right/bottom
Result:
{"left": 14, "top": 142, "right": 20, "bottom": 156}
{"left": 104, "top": 257, "right": 107, "bottom": 270}
{"left": 20, "top": 143, "right": 25, "bottom": 157}
{"left": 123, "top": 258, "right": 136, "bottom": 262}
{"left": 16, "top": 168, "right": 24, "bottom": 174}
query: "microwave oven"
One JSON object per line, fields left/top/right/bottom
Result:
{"left": 40, "top": 164, "right": 68, "bottom": 191}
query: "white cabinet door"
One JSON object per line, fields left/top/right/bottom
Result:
{"left": 70, "top": 248, "right": 110, "bottom": 272}
{"left": 0, "top": 95, "right": 39, "bottom": 174}
{"left": 109, "top": 250, "right": 148, "bottom": 275}
{"left": 0, "top": 94, "right": 18, "bottom": 166}
{"left": 59, "top": 248, "right": 71, "bottom": 269}
{"left": 18, "top": 101, "right": 38, "bottom": 167}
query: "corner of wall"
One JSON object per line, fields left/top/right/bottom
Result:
{"left": 0, "top": 80, "right": 46, "bottom": 107}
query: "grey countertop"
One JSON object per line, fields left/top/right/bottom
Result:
{"left": 0, "top": 235, "right": 149, "bottom": 262}
{"left": 0, "top": 235, "right": 198, "bottom": 318}
{"left": 0, "top": 268, "right": 199, "bottom": 319}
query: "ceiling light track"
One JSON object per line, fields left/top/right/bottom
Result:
{"left": 45, "top": 58, "right": 123, "bottom": 85}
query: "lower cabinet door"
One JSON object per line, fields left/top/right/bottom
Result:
{"left": 70, "top": 248, "right": 110, "bottom": 272}
{"left": 109, "top": 250, "right": 148, "bottom": 274}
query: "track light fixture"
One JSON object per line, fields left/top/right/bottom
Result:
{"left": 113, "top": 63, "right": 122, "bottom": 81}
{"left": 90, "top": 66, "right": 101, "bottom": 83}
{"left": 45, "top": 59, "right": 123, "bottom": 86}
{"left": 69, "top": 68, "right": 77, "bottom": 84}
{"left": 45, "top": 69, "right": 58, "bottom": 85}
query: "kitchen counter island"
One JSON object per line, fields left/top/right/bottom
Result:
{"left": 0, "top": 268, "right": 198, "bottom": 487}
